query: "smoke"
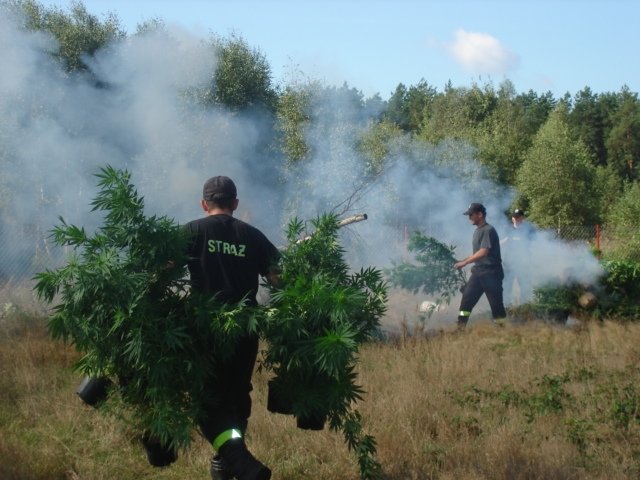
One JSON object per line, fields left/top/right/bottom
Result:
{"left": 278, "top": 81, "right": 603, "bottom": 324}
{"left": 0, "top": 12, "right": 285, "bottom": 280}
{"left": 0, "top": 10, "right": 602, "bottom": 324}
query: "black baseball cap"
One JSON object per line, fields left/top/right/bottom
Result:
{"left": 463, "top": 203, "right": 486, "bottom": 215}
{"left": 512, "top": 208, "right": 525, "bottom": 217}
{"left": 203, "top": 176, "right": 237, "bottom": 200}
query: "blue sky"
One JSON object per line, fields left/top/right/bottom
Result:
{"left": 39, "top": 0, "right": 640, "bottom": 100}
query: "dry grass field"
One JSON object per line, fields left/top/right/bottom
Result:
{"left": 2, "top": 306, "right": 640, "bottom": 479}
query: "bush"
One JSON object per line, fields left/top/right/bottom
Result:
{"left": 596, "top": 260, "right": 640, "bottom": 319}
{"left": 518, "top": 259, "right": 640, "bottom": 322}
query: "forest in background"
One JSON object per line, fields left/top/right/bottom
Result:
{"left": 1, "top": 0, "right": 639, "bottom": 281}
{"left": 3, "top": 1, "right": 639, "bottom": 246}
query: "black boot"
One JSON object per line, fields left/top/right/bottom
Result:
{"left": 210, "top": 454, "right": 233, "bottom": 480}
{"left": 218, "top": 439, "right": 271, "bottom": 480}
{"left": 456, "top": 316, "right": 468, "bottom": 330}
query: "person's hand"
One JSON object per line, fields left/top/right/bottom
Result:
{"left": 454, "top": 260, "right": 466, "bottom": 270}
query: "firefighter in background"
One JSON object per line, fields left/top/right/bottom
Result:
{"left": 501, "top": 208, "right": 536, "bottom": 304}
{"left": 454, "top": 203, "right": 506, "bottom": 327}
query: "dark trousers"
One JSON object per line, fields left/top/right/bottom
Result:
{"left": 142, "top": 333, "right": 259, "bottom": 466}
{"left": 458, "top": 269, "right": 506, "bottom": 325}
{"left": 198, "top": 333, "right": 259, "bottom": 443}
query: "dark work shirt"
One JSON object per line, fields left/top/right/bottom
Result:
{"left": 471, "top": 222, "right": 502, "bottom": 274}
{"left": 184, "top": 214, "right": 279, "bottom": 305}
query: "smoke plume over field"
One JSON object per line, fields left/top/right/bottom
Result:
{"left": 0, "top": 10, "right": 602, "bottom": 325}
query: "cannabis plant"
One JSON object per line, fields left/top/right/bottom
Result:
{"left": 34, "top": 166, "right": 252, "bottom": 450}
{"left": 387, "top": 231, "right": 466, "bottom": 309}
{"left": 34, "top": 166, "right": 388, "bottom": 477}
{"left": 261, "top": 214, "right": 387, "bottom": 480}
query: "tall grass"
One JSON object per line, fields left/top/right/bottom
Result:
{"left": 2, "top": 313, "right": 640, "bottom": 479}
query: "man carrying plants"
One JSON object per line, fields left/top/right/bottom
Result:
{"left": 454, "top": 202, "right": 506, "bottom": 327}
{"left": 36, "top": 167, "right": 384, "bottom": 480}
{"left": 182, "top": 175, "right": 279, "bottom": 480}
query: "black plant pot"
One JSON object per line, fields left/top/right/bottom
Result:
{"left": 75, "top": 376, "right": 112, "bottom": 407}
{"left": 296, "top": 413, "right": 326, "bottom": 431}
{"left": 141, "top": 432, "right": 177, "bottom": 467}
{"left": 266, "top": 379, "right": 294, "bottom": 415}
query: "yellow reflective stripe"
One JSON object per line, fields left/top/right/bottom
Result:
{"left": 213, "top": 428, "right": 242, "bottom": 450}
{"left": 458, "top": 310, "right": 471, "bottom": 317}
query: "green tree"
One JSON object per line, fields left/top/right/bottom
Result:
{"left": 6, "top": 0, "right": 125, "bottom": 72}
{"left": 357, "top": 119, "right": 403, "bottom": 176}
{"left": 474, "top": 80, "right": 534, "bottom": 185}
{"left": 568, "top": 87, "right": 608, "bottom": 167}
{"left": 385, "top": 83, "right": 408, "bottom": 128}
{"left": 605, "top": 87, "right": 640, "bottom": 181}
{"left": 595, "top": 165, "right": 624, "bottom": 222}
{"left": 517, "top": 105, "right": 600, "bottom": 227}
{"left": 463, "top": 82, "right": 498, "bottom": 124}
{"left": 604, "top": 181, "right": 640, "bottom": 261}
{"left": 607, "top": 181, "right": 640, "bottom": 227}
{"left": 275, "top": 84, "right": 313, "bottom": 162}
{"left": 384, "top": 79, "right": 437, "bottom": 132}
{"left": 514, "top": 89, "right": 556, "bottom": 137}
{"left": 420, "top": 86, "right": 469, "bottom": 143}
{"left": 275, "top": 80, "right": 368, "bottom": 165}
{"left": 313, "top": 82, "right": 367, "bottom": 122}
{"left": 134, "top": 16, "right": 165, "bottom": 36}
{"left": 419, "top": 82, "right": 497, "bottom": 145}
{"left": 203, "top": 34, "right": 277, "bottom": 112}
{"left": 362, "top": 92, "right": 386, "bottom": 120}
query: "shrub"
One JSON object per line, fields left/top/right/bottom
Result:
{"left": 597, "top": 260, "right": 640, "bottom": 318}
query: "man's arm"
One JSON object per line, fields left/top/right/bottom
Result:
{"left": 454, "top": 247, "right": 489, "bottom": 269}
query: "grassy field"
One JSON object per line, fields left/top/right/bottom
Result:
{"left": 2, "top": 310, "right": 640, "bottom": 480}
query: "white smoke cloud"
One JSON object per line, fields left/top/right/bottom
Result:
{"left": 0, "top": 12, "right": 284, "bottom": 281}
{"left": 502, "top": 225, "right": 603, "bottom": 306}
{"left": 447, "top": 29, "right": 519, "bottom": 75}
{"left": 0, "top": 10, "right": 602, "bottom": 329}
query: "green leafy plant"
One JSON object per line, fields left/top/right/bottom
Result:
{"left": 529, "top": 374, "right": 571, "bottom": 415}
{"left": 527, "top": 260, "right": 640, "bottom": 321}
{"left": 610, "top": 384, "right": 640, "bottom": 430}
{"left": 565, "top": 417, "right": 594, "bottom": 458}
{"left": 386, "top": 231, "right": 466, "bottom": 310}
{"left": 33, "top": 167, "right": 388, "bottom": 477}
{"left": 450, "top": 374, "right": 571, "bottom": 425}
{"left": 527, "top": 283, "right": 582, "bottom": 322}
{"left": 261, "top": 214, "right": 387, "bottom": 480}
{"left": 34, "top": 166, "right": 252, "bottom": 450}
{"left": 597, "top": 260, "right": 640, "bottom": 318}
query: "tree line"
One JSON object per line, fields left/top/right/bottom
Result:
{"left": 3, "top": 0, "right": 640, "bottom": 261}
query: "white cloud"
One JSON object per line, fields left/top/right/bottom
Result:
{"left": 447, "top": 29, "right": 519, "bottom": 75}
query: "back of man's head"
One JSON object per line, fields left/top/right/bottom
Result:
{"left": 203, "top": 176, "right": 237, "bottom": 209}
